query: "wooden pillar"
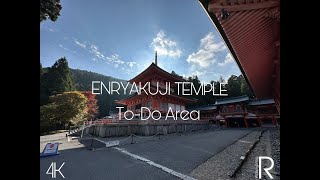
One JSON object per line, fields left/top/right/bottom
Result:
{"left": 244, "top": 116, "right": 249, "bottom": 128}
{"left": 257, "top": 117, "right": 262, "bottom": 127}
{"left": 272, "top": 116, "right": 277, "bottom": 127}
{"left": 225, "top": 119, "right": 229, "bottom": 128}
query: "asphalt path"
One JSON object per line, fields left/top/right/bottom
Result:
{"left": 40, "top": 129, "right": 251, "bottom": 180}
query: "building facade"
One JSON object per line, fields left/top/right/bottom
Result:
{"left": 188, "top": 95, "right": 279, "bottom": 128}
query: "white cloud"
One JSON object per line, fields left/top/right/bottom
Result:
{"left": 190, "top": 70, "right": 206, "bottom": 77}
{"left": 106, "top": 54, "right": 120, "bottom": 63}
{"left": 217, "top": 53, "right": 234, "bottom": 66}
{"left": 74, "top": 40, "right": 86, "bottom": 48}
{"left": 127, "top": 61, "right": 137, "bottom": 68}
{"left": 58, "top": 43, "right": 76, "bottom": 54}
{"left": 90, "top": 44, "right": 105, "bottom": 59}
{"left": 114, "top": 59, "right": 125, "bottom": 64}
{"left": 86, "top": 43, "right": 140, "bottom": 74}
{"left": 186, "top": 32, "right": 226, "bottom": 68}
{"left": 47, "top": 28, "right": 55, "bottom": 32}
{"left": 151, "top": 30, "right": 182, "bottom": 58}
{"left": 40, "top": 24, "right": 56, "bottom": 32}
{"left": 183, "top": 70, "right": 217, "bottom": 79}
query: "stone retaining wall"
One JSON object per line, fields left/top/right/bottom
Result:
{"left": 83, "top": 123, "right": 209, "bottom": 138}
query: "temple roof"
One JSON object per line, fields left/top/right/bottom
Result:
{"left": 215, "top": 95, "right": 249, "bottom": 105}
{"left": 187, "top": 104, "right": 217, "bottom": 111}
{"left": 129, "top": 63, "right": 185, "bottom": 84}
{"left": 248, "top": 98, "right": 275, "bottom": 106}
{"left": 198, "top": 0, "right": 280, "bottom": 99}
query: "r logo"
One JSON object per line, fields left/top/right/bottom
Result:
{"left": 258, "top": 156, "right": 274, "bottom": 179}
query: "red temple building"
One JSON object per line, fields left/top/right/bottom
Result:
{"left": 199, "top": 0, "right": 280, "bottom": 114}
{"left": 188, "top": 95, "right": 279, "bottom": 128}
{"left": 215, "top": 96, "right": 279, "bottom": 127}
{"left": 116, "top": 52, "right": 197, "bottom": 121}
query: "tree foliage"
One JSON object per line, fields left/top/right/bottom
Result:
{"left": 40, "top": 0, "right": 62, "bottom": 22}
{"left": 40, "top": 91, "right": 87, "bottom": 133}
{"left": 226, "top": 75, "right": 242, "bottom": 97}
{"left": 40, "top": 62, "right": 49, "bottom": 106}
{"left": 40, "top": 63, "right": 43, "bottom": 76}
{"left": 40, "top": 64, "right": 130, "bottom": 116}
{"left": 226, "top": 75, "right": 254, "bottom": 98}
{"left": 82, "top": 91, "right": 98, "bottom": 120}
{"left": 70, "top": 69, "right": 130, "bottom": 117}
{"left": 171, "top": 72, "right": 253, "bottom": 108}
{"left": 40, "top": 57, "right": 75, "bottom": 105}
{"left": 239, "top": 75, "right": 254, "bottom": 98}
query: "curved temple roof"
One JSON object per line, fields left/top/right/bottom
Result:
{"left": 129, "top": 63, "right": 185, "bottom": 84}
{"left": 198, "top": 0, "right": 280, "bottom": 101}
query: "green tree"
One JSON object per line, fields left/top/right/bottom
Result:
{"left": 239, "top": 75, "right": 254, "bottom": 98}
{"left": 69, "top": 68, "right": 130, "bottom": 117}
{"left": 40, "top": 63, "right": 50, "bottom": 105}
{"left": 40, "top": 0, "right": 62, "bottom": 22}
{"left": 40, "top": 103, "right": 58, "bottom": 133}
{"left": 218, "top": 75, "right": 225, "bottom": 83}
{"left": 42, "top": 57, "right": 75, "bottom": 95}
{"left": 40, "top": 63, "right": 43, "bottom": 76}
{"left": 171, "top": 71, "right": 183, "bottom": 79}
{"left": 40, "top": 91, "right": 87, "bottom": 133}
{"left": 215, "top": 76, "right": 225, "bottom": 96}
{"left": 227, "top": 75, "right": 242, "bottom": 97}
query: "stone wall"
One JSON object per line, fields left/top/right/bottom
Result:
{"left": 83, "top": 123, "right": 209, "bottom": 138}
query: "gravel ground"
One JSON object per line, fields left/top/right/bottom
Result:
{"left": 190, "top": 130, "right": 261, "bottom": 180}
{"left": 234, "top": 130, "right": 280, "bottom": 180}
{"left": 270, "top": 130, "right": 280, "bottom": 176}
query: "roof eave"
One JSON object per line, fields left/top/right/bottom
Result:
{"left": 198, "top": 0, "right": 256, "bottom": 98}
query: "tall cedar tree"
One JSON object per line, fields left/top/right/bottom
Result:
{"left": 227, "top": 75, "right": 242, "bottom": 97}
{"left": 40, "top": 63, "right": 49, "bottom": 105}
{"left": 42, "top": 57, "right": 75, "bottom": 95}
{"left": 40, "top": 0, "right": 62, "bottom": 22}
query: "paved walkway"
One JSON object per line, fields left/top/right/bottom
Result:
{"left": 40, "top": 132, "right": 85, "bottom": 152}
{"left": 40, "top": 129, "right": 252, "bottom": 180}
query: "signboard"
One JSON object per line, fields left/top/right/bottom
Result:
{"left": 105, "top": 140, "right": 119, "bottom": 147}
{"left": 40, "top": 142, "right": 60, "bottom": 157}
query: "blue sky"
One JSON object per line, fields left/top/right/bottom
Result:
{"left": 40, "top": 0, "right": 241, "bottom": 83}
